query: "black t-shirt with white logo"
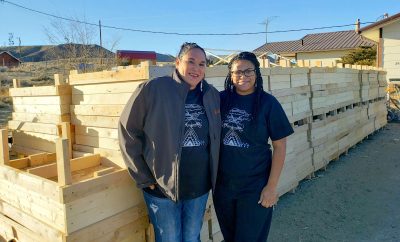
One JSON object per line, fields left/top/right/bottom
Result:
{"left": 219, "top": 90, "right": 294, "bottom": 193}
{"left": 179, "top": 84, "right": 211, "bottom": 199}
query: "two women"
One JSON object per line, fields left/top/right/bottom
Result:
{"left": 119, "top": 44, "right": 293, "bottom": 241}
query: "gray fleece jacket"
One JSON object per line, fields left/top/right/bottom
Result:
{"left": 118, "top": 70, "right": 221, "bottom": 201}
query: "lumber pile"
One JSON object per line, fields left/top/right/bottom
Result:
{"left": 268, "top": 67, "right": 313, "bottom": 195}
{"left": 8, "top": 75, "right": 71, "bottom": 155}
{"left": 309, "top": 67, "right": 360, "bottom": 171}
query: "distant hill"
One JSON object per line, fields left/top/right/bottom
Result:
{"left": 0, "top": 44, "right": 175, "bottom": 63}
{"left": 156, "top": 53, "right": 175, "bottom": 62}
{"left": 0, "top": 44, "right": 114, "bottom": 62}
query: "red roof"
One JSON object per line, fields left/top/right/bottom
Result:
{"left": 116, "top": 50, "right": 156, "bottom": 60}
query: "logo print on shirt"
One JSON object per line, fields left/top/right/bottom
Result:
{"left": 222, "top": 108, "right": 251, "bottom": 148}
{"left": 182, "top": 104, "right": 205, "bottom": 147}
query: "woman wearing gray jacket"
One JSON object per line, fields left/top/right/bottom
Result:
{"left": 118, "top": 42, "right": 221, "bottom": 242}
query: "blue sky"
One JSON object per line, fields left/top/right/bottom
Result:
{"left": 0, "top": 0, "right": 399, "bottom": 56}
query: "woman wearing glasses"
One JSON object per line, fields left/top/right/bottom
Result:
{"left": 213, "top": 52, "right": 293, "bottom": 241}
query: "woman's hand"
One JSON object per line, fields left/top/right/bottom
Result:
{"left": 149, "top": 184, "right": 156, "bottom": 190}
{"left": 258, "top": 185, "right": 279, "bottom": 208}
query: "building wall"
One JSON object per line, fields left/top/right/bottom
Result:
{"left": 382, "top": 20, "right": 400, "bottom": 82}
{"left": 0, "top": 53, "right": 19, "bottom": 67}
{"left": 297, "top": 50, "right": 351, "bottom": 66}
{"left": 361, "top": 29, "right": 380, "bottom": 42}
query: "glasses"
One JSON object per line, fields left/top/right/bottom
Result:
{"left": 231, "top": 68, "right": 255, "bottom": 77}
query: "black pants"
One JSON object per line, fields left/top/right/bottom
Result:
{"left": 213, "top": 185, "right": 273, "bottom": 242}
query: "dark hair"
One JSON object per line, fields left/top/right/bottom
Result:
{"left": 177, "top": 42, "right": 207, "bottom": 60}
{"left": 223, "top": 51, "right": 264, "bottom": 120}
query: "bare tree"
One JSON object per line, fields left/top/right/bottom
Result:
{"left": 43, "top": 16, "right": 118, "bottom": 72}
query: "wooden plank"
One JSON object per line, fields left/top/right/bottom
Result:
{"left": 72, "top": 145, "right": 125, "bottom": 168}
{"left": 56, "top": 138, "right": 72, "bottom": 186}
{"left": 11, "top": 112, "right": 70, "bottom": 124}
{"left": 12, "top": 95, "right": 71, "bottom": 105}
{"left": 0, "top": 213, "right": 44, "bottom": 242}
{"left": 0, "top": 171, "right": 64, "bottom": 232}
{"left": 98, "top": 218, "right": 148, "bottom": 242}
{"left": 66, "top": 204, "right": 147, "bottom": 242}
{"left": 10, "top": 144, "right": 49, "bottom": 156}
{"left": 8, "top": 120, "right": 60, "bottom": 135}
{"left": 0, "top": 199, "right": 63, "bottom": 242}
{"left": 69, "top": 67, "right": 149, "bottom": 85}
{"left": 75, "top": 135, "right": 119, "bottom": 150}
{"left": 28, "top": 154, "right": 100, "bottom": 179}
{"left": 75, "top": 125, "right": 118, "bottom": 139}
{"left": 71, "top": 105, "right": 125, "bottom": 117}
{"left": 64, "top": 177, "right": 144, "bottom": 233}
{"left": 13, "top": 104, "right": 70, "bottom": 115}
{"left": 9, "top": 85, "right": 71, "bottom": 97}
{"left": 94, "top": 167, "right": 115, "bottom": 177}
{"left": 13, "top": 78, "right": 20, "bottom": 88}
{"left": 0, "top": 129, "right": 9, "bottom": 165}
{"left": 0, "top": 165, "right": 61, "bottom": 201}
{"left": 5, "top": 157, "right": 29, "bottom": 169}
{"left": 54, "top": 74, "right": 66, "bottom": 85}
{"left": 72, "top": 93, "right": 132, "bottom": 105}
{"left": 12, "top": 131, "right": 58, "bottom": 153}
{"left": 61, "top": 122, "right": 72, "bottom": 159}
{"left": 61, "top": 169, "right": 134, "bottom": 203}
{"left": 71, "top": 115, "right": 119, "bottom": 128}
{"left": 29, "top": 153, "right": 56, "bottom": 167}
{"left": 72, "top": 82, "right": 141, "bottom": 95}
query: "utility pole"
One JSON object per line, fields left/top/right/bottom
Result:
{"left": 99, "top": 20, "right": 103, "bottom": 64}
{"left": 18, "top": 37, "right": 21, "bottom": 58}
{"left": 259, "top": 16, "right": 278, "bottom": 44}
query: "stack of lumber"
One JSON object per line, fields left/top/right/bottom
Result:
{"left": 69, "top": 63, "right": 174, "bottom": 168}
{"left": 360, "top": 69, "right": 379, "bottom": 102}
{"left": 309, "top": 67, "right": 361, "bottom": 171}
{"left": 8, "top": 75, "right": 71, "bottom": 155}
{"left": 268, "top": 67, "right": 313, "bottom": 195}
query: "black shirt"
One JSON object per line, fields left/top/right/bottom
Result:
{"left": 179, "top": 84, "right": 211, "bottom": 199}
{"left": 219, "top": 90, "right": 294, "bottom": 193}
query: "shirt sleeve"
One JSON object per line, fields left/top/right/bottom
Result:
{"left": 118, "top": 82, "right": 156, "bottom": 188}
{"left": 267, "top": 96, "right": 294, "bottom": 141}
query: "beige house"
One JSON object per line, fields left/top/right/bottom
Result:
{"left": 254, "top": 30, "right": 376, "bottom": 66}
{"left": 360, "top": 12, "right": 400, "bottom": 83}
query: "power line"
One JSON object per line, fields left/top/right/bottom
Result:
{"left": 2, "top": 0, "right": 376, "bottom": 36}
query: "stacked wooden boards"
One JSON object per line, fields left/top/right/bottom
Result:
{"left": 8, "top": 76, "right": 71, "bottom": 155}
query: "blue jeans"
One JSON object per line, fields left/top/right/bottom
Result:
{"left": 143, "top": 191, "right": 209, "bottom": 242}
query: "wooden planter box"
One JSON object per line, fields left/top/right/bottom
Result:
{"left": 0, "top": 128, "right": 148, "bottom": 242}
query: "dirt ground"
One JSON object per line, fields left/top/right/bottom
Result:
{"left": 268, "top": 122, "right": 400, "bottom": 242}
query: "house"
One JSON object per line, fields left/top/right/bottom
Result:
{"left": 0, "top": 51, "right": 22, "bottom": 68}
{"left": 254, "top": 30, "right": 376, "bottom": 66}
{"left": 359, "top": 12, "right": 400, "bottom": 83}
{"left": 116, "top": 50, "right": 157, "bottom": 65}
